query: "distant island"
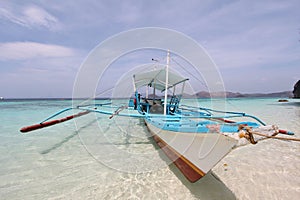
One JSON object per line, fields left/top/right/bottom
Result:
{"left": 0, "top": 91, "right": 295, "bottom": 100}
{"left": 183, "top": 91, "right": 293, "bottom": 98}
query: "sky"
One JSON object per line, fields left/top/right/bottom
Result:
{"left": 0, "top": 0, "right": 299, "bottom": 98}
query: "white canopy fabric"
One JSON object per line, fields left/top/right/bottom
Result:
{"left": 133, "top": 68, "right": 189, "bottom": 91}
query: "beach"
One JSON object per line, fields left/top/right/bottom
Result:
{"left": 0, "top": 98, "right": 299, "bottom": 199}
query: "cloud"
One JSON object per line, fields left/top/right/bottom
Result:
{"left": 0, "top": 4, "right": 61, "bottom": 31}
{"left": 207, "top": 29, "right": 299, "bottom": 70}
{"left": 185, "top": 0, "right": 300, "bottom": 70}
{"left": 0, "top": 0, "right": 299, "bottom": 96}
{"left": 23, "top": 5, "right": 59, "bottom": 29}
{"left": 0, "top": 42, "right": 78, "bottom": 61}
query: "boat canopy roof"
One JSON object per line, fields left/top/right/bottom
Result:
{"left": 133, "top": 68, "right": 189, "bottom": 91}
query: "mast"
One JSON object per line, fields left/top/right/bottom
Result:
{"left": 153, "top": 79, "right": 156, "bottom": 102}
{"left": 132, "top": 75, "right": 136, "bottom": 93}
{"left": 163, "top": 50, "right": 170, "bottom": 115}
{"left": 146, "top": 85, "right": 149, "bottom": 99}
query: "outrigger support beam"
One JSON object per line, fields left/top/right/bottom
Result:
{"left": 20, "top": 110, "right": 90, "bottom": 133}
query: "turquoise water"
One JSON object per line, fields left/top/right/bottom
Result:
{"left": 0, "top": 98, "right": 299, "bottom": 199}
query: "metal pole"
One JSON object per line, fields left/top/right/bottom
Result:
{"left": 164, "top": 50, "right": 170, "bottom": 115}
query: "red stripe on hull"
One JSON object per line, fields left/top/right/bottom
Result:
{"left": 152, "top": 135, "right": 205, "bottom": 183}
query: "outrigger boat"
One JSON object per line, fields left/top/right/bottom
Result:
{"left": 20, "top": 52, "right": 297, "bottom": 183}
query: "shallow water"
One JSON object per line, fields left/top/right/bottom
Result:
{"left": 0, "top": 98, "right": 299, "bottom": 199}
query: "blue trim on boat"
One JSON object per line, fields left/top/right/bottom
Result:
{"left": 145, "top": 116, "right": 260, "bottom": 133}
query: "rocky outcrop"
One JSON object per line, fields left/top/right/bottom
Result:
{"left": 293, "top": 80, "right": 300, "bottom": 98}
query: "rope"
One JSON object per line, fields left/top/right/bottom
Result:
{"left": 239, "top": 125, "right": 300, "bottom": 143}
{"left": 249, "top": 130, "right": 300, "bottom": 142}
{"left": 171, "top": 58, "right": 208, "bottom": 90}
{"left": 109, "top": 106, "right": 128, "bottom": 119}
{"left": 76, "top": 86, "right": 114, "bottom": 107}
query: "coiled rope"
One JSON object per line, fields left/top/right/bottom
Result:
{"left": 239, "top": 125, "right": 300, "bottom": 144}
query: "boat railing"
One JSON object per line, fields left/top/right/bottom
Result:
{"left": 180, "top": 104, "right": 266, "bottom": 125}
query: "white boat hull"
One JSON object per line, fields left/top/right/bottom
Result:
{"left": 145, "top": 120, "right": 238, "bottom": 182}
